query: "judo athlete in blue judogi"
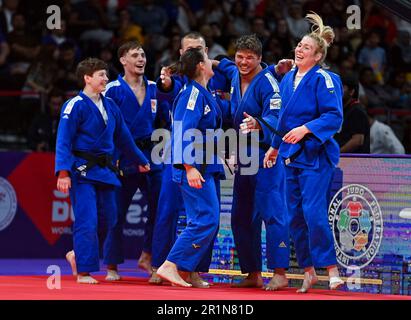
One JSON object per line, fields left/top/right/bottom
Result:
{"left": 55, "top": 58, "right": 150, "bottom": 284}
{"left": 216, "top": 34, "right": 290, "bottom": 290}
{"left": 102, "top": 41, "right": 165, "bottom": 280}
{"left": 264, "top": 12, "right": 345, "bottom": 293}
{"left": 150, "top": 32, "right": 232, "bottom": 286}
{"left": 156, "top": 48, "right": 225, "bottom": 288}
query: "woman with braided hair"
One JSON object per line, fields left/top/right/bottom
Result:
{"left": 264, "top": 12, "right": 344, "bottom": 293}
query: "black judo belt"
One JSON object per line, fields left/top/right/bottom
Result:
{"left": 254, "top": 116, "right": 307, "bottom": 165}
{"left": 73, "top": 150, "right": 122, "bottom": 176}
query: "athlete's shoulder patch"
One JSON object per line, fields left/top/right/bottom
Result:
{"left": 204, "top": 104, "right": 211, "bottom": 115}
{"left": 63, "top": 96, "right": 83, "bottom": 115}
{"left": 151, "top": 99, "right": 157, "bottom": 113}
{"left": 186, "top": 86, "right": 199, "bottom": 111}
{"left": 264, "top": 72, "right": 280, "bottom": 92}
{"left": 316, "top": 69, "right": 334, "bottom": 89}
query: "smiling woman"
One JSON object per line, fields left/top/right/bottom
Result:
{"left": 264, "top": 11, "right": 345, "bottom": 293}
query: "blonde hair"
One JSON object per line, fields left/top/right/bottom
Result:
{"left": 305, "top": 11, "right": 335, "bottom": 65}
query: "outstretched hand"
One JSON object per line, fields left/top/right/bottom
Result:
{"left": 160, "top": 66, "right": 172, "bottom": 90}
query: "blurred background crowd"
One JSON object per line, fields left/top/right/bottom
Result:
{"left": 0, "top": 0, "right": 410, "bottom": 153}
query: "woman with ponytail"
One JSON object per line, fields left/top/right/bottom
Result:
{"left": 156, "top": 48, "right": 225, "bottom": 287}
{"left": 264, "top": 12, "right": 344, "bottom": 293}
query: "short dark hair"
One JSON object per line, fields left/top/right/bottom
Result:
{"left": 342, "top": 74, "right": 359, "bottom": 99}
{"left": 117, "top": 41, "right": 143, "bottom": 59}
{"left": 173, "top": 48, "right": 205, "bottom": 79}
{"left": 235, "top": 34, "right": 262, "bottom": 56}
{"left": 76, "top": 58, "right": 107, "bottom": 87}
{"left": 181, "top": 32, "right": 206, "bottom": 47}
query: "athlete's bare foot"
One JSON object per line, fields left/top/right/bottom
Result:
{"left": 157, "top": 261, "right": 192, "bottom": 287}
{"left": 65, "top": 250, "right": 77, "bottom": 276}
{"left": 327, "top": 265, "right": 344, "bottom": 290}
{"left": 105, "top": 269, "right": 121, "bottom": 281}
{"left": 137, "top": 251, "right": 152, "bottom": 274}
{"left": 77, "top": 273, "right": 99, "bottom": 284}
{"left": 148, "top": 268, "right": 163, "bottom": 284}
{"left": 264, "top": 274, "right": 288, "bottom": 291}
{"left": 186, "top": 272, "right": 211, "bottom": 288}
{"left": 231, "top": 272, "right": 263, "bottom": 288}
{"left": 297, "top": 268, "right": 318, "bottom": 293}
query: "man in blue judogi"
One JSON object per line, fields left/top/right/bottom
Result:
{"left": 103, "top": 41, "right": 165, "bottom": 280}
{"left": 56, "top": 58, "right": 149, "bottom": 284}
{"left": 150, "top": 32, "right": 232, "bottom": 286}
{"left": 215, "top": 35, "right": 290, "bottom": 290}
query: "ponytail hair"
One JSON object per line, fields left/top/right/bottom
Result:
{"left": 305, "top": 11, "right": 335, "bottom": 66}
{"left": 167, "top": 48, "right": 205, "bottom": 79}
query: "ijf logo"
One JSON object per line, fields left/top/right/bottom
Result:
{"left": 0, "top": 177, "right": 17, "bottom": 231}
{"left": 328, "top": 184, "right": 383, "bottom": 270}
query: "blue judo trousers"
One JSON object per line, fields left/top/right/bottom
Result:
{"left": 55, "top": 92, "right": 148, "bottom": 273}
{"left": 272, "top": 65, "right": 344, "bottom": 268}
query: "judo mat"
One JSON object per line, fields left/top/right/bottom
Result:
{"left": 0, "top": 259, "right": 410, "bottom": 300}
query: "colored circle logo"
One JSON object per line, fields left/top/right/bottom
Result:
{"left": 0, "top": 177, "right": 17, "bottom": 231}
{"left": 328, "top": 184, "right": 383, "bottom": 270}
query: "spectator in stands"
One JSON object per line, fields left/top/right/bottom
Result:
{"left": 55, "top": 41, "right": 79, "bottom": 93}
{"left": 154, "top": 33, "right": 180, "bottom": 77}
{"left": 227, "top": 1, "right": 250, "bottom": 37}
{"left": 263, "top": 36, "right": 285, "bottom": 66}
{"left": 386, "top": 71, "right": 411, "bottom": 110}
{"left": 7, "top": 12, "right": 40, "bottom": 76}
{"left": 99, "top": 46, "right": 119, "bottom": 81}
{"left": 335, "top": 75, "right": 370, "bottom": 153}
{"left": 0, "top": 0, "right": 20, "bottom": 34}
{"left": 27, "top": 88, "right": 64, "bottom": 152}
{"left": 364, "top": 5, "right": 397, "bottom": 45}
{"left": 391, "top": 30, "right": 411, "bottom": 72}
{"left": 274, "top": 18, "right": 295, "bottom": 58}
{"left": 42, "top": 19, "right": 70, "bottom": 47}
{"left": 359, "top": 67, "right": 391, "bottom": 109}
{"left": 251, "top": 17, "right": 270, "bottom": 48}
{"left": 19, "top": 44, "right": 58, "bottom": 133}
{"left": 68, "top": 0, "right": 113, "bottom": 53}
{"left": 358, "top": 30, "right": 387, "bottom": 84}
{"left": 117, "top": 9, "right": 145, "bottom": 45}
{"left": 199, "top": 24, "right": 227, "bottom": 59}
{"left": 369, "top": 114, "right": 405, "bottom": 154}
{"left": 163, "top": 0, "right": 196, "bottom": 34}
{"left": 285, "top": 2, "right": 310, "bottom": 41}
{"left": 0, "top": 31, "right": 9, "bottom": 69}
{"left": 196, "top": 0, "right": 227, "bottom": 27}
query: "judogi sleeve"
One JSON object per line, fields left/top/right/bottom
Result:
{"left": 55, "top": 99, "right": 82, "bottom": 176}
{"left": 216, "top": 58, "right": 237, "bottom": 81}
{"left": 267, "top": 64, "right": 284, "bottom": 82}
{"left": 173, "top": 88, "right": 204, "bottom": 167}
{"left": 113, "top": 105, "right": 149, "bottom": 165}
{"left": 257, "top": 73, "right": 281, "bottom": 147}
{"left": 304, "top": 72, "right": 343, "bottom": 143}
{"left": 156, "top": 75, "right": 185, "bottom": 105}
